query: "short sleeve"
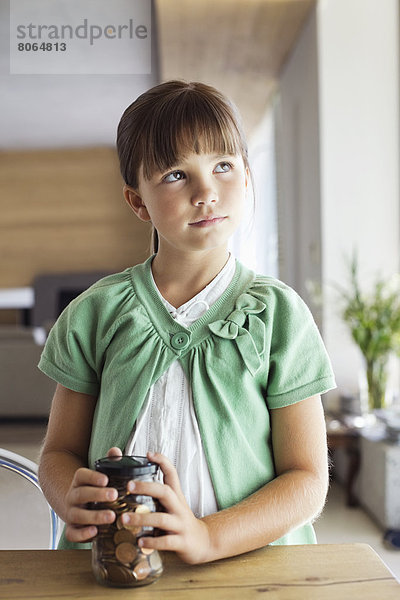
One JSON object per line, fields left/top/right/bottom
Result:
{"left": 266, "top": 284, "right": 336, "bottom": 408}
{"left": 38, "top": 294, "right": 100, "bottom": 396}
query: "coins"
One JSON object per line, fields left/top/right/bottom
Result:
{"left": 105, "top": 564, "right": 137, "bottom": 585}
{"left": 149, "top": 550, "right": 163, "bottom": 571}
{"left": 133, "top": 559, "right": 152, "bottom": 581}
{"left": 113, "top": 529, "right": 135, "bottom": 544}
{"left": 92, "top": 491, "right": 163, "bottom": 587}
{"left": 115, "top": 542, "right": 138, "bottom": 565}
{"left": 135, "top": 504, "right": 151, "bottom": 514}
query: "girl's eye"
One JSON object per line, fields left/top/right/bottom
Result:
{"left": 163, "top": 170, "right": 185, "bottom": 183}
{"left": 214, "top": 162, "right": 232, "bottom": 173}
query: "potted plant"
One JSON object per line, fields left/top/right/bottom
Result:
{"left": 337, "top": 254, "right": 400, "bottom": 411}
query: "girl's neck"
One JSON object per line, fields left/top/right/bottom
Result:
{"left": 151, "top": 247, "right": 231, "bottom": 308}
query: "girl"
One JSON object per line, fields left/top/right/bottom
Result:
{"left": 38, "top": 80, "right": 336, "bottom": 564}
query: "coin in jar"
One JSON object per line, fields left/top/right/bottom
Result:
{"left": 93, "top": 562, "right": 108, "bottom": 583}
{"left": 113, "top": 529, "right": 135, "bottom": 545}
{"left": 149, "top": 551, "right": 163, "bottom": 572}
{"left": 106, "top": 563, "right": 137, "bottom": 585}
{"left": 115, "top": 542, "right": 138, "bottom": 565}
{"left": 135, "top": 504, "right": 151, "bottom": 514}
{"left": 125, "top": 523, "right": 142, "bottom": 536}
{"left": 133, "top": 559, "right": 152, "bottom": 581}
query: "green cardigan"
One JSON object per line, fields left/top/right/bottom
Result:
{"left": 39, "top": 257, "right": 336, "bottom": 549}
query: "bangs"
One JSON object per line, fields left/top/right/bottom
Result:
{"left": 140, "top": 90, "right": 248, "bottom": 180}
{"left": 117, "top": 81, "right": 249, "bottom": 189}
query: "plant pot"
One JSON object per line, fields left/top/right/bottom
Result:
{"left": 365, "top": 358, "right": 388, "bottom": 412}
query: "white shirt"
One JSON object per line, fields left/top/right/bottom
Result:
{"left": 125, "top": 254, "right": 236, "bottom": 518}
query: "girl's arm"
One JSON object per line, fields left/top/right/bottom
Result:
{"left": 39, "top": 384, "right": 119, "bottom": 543}
{"left": 120, "top": 394, "right": 329, "bottom": 564}
{"left": 201, "top": 393, "right": 329, "bottom": 560}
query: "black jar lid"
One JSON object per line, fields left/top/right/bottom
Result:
{"left": 94, "top": 455, "right": 158, "bottom": 477}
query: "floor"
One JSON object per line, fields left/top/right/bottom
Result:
{"left": 1, "top": 421, "right": 399, "bottom": 581}
{"left": 314, "top": 477, "right": 400, "bottom": 580}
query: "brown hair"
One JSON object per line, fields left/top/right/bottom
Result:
{"left": 116, "top": 80, "right": 250, "bottom": 252}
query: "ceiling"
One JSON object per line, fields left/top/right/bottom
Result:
{"left": 0, "top": 2, "right": 158, "bottom": 149}
{"left": 156, "top": 0, "right": 316, "bottom": 135}
{"left": 0, "top": 0, "right": 315, "bottom": 149}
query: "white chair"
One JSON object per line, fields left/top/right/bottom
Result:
{"left": 0, "top": 448, "right": 60, "bottom": 549}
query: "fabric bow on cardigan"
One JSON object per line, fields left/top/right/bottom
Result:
{"left": 208, "top": 293, "right": 266, "bottom": 375}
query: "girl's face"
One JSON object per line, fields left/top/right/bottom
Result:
{"left": 125, "top": 151, "right": 249, "bottom": 256}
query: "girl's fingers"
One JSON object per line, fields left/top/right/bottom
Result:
{"left": 67, "top": 505, "right": 116, "bottom": 526}
{"left": 138, "top": 533, "right": 183, "bottom": 553}
{"left": 127, "top": 478, "right": 181, "bottom": 514}
{"left": 69, "top": 484, "right": 118, "bottom": 506}
{"left": 147, "top": 452, "right": 184, "bottom": 498}
{"left": 121, "top": 509, "right": 180, "bottom": 534}
{"left": 107, "top": 447, "right": 123, "bottom": 458}
{"left": 65, "top": 524, "right": 98, "bottom": 543}
{"left": 64, "top": 457, "right": 123, "bottom": 544}
{"left": 72, "top": 467, "right": 108, "bottom": 488}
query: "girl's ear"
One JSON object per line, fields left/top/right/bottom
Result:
{"left": 123, "top": 185, "right": 151, "bottom": 222}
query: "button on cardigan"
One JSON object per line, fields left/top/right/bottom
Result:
{"left": 38, "top": 256, "right": 336, "bottom": 549}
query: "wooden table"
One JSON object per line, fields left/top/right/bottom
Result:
{"left": 0, "top": 544, "right": 398, "bottom": 599}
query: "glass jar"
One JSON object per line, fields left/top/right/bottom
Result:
{"left": 91, "top": 455, "right": 163, "bottom": 587}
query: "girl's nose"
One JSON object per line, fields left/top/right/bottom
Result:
{"left": 191, "top": 184, "right": 217, "bottom": 206}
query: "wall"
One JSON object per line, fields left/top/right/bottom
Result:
{"left": 0, "top": 2, "right": 158, "bottom": 317}
{"left": 317, "top": 0, "right": 400, "bottom": 400}
{"left": 278, "top": 0, "right": 400, "bottom": 404}
{"left": 0, "top": 147, "right": 151, "bottom": 289}
{"left": 232, "top": 102, "right": 279, "bottom": 278}
{"left": 276, "top": 8, "right": 322, "bottom": 314}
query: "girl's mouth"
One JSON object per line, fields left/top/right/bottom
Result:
{"left": 189, "top": 216, "right": 226, "bottom": 228}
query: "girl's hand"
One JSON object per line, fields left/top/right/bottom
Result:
{"left": 121, "top": 452, "right": 211, "bottom": 564}
{"left": 64, "top": 447, "right": 122, "bottom": 543}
